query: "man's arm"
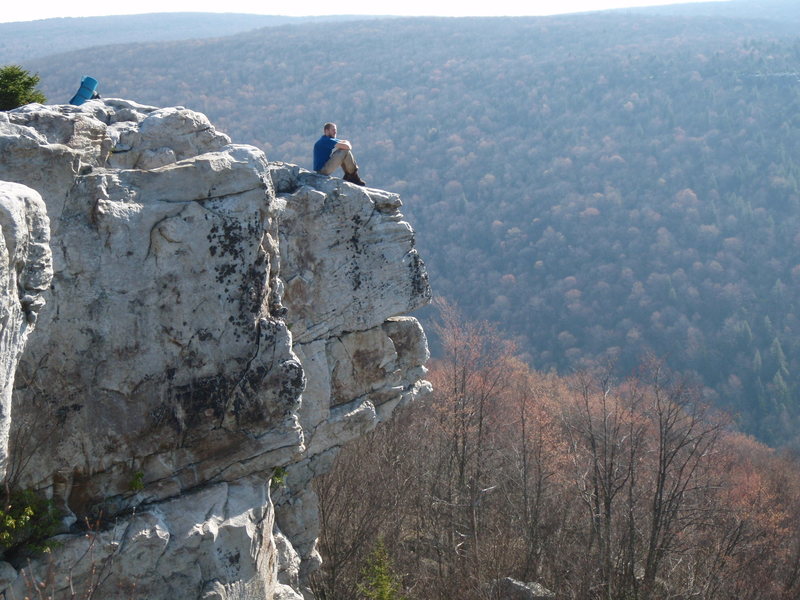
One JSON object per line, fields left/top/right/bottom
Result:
{"left": 335, "top": 139, "right": 352, "bottom": 150}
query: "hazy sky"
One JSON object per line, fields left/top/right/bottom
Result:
{"left": 2, "top": 1, "right": 729, "bottom": 24}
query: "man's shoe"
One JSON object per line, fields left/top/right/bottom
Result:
{"left": 344, "top": 170, "right": 366, "bottom": 186}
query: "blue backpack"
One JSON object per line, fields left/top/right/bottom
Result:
{"left": 69, "top": 76, "right": 99, "bottom": 106}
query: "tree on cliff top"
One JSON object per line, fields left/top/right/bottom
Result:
{"left": 0, "top": 65, "right": 46, "bottom": 110}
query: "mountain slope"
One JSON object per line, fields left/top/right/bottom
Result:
{"left": 0, "top": 12, "right": 374, "bottom": 63}
{"left": 11, "top": 2, "right": 800, "bottom": 445}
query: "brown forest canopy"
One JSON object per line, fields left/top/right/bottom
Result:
{"left": 15, "top": 1, "right": 800, "bottom": 446}
{"left": 311, "top": 305, "right": 800, "bottom": 600}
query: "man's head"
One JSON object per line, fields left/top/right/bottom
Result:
{"left": 323, "top": 122, "right": 337, "bottom": 137}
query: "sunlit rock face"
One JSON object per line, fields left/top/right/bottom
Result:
{"left": 270, "top": 164, "right": 432, "bottom": 591}
{"left": 0, "top": 181, "right": 52, "bottom": 481}
{"left": 0, "top": 100, "right": 430, "bottom": 599}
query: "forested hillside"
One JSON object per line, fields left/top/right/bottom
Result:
{"left": 16, "top": 2, "right": 800, "bottom": 445}
{"left": 310, "top": 305, "right": 800, "bottom": 599}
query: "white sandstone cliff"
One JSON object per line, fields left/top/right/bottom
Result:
{"left": 0, "top": 181, "right": 52, "bottom": 480}
{"left": 0, "top": 99, "right": 430, "bottom": 599}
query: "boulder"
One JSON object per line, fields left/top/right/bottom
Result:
{"left": 489, "top": 577, "right": 556, "bottom": 600}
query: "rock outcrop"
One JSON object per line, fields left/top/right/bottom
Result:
{"left": 0, "top": 100, "right": 430, "bottom": 599}
{"left": 489, "top": 578, "right": 556, "bottom": 600}
{"left": 0, "top": 181, "right": 52, "bottom": 480}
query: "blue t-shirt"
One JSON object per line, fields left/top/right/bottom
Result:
{"left": 313, "top": 135, "right": 340, "bottom": 171}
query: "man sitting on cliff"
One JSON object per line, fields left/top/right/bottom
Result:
{"left": 313, "top": 122, "right": 366, "bottom": 186}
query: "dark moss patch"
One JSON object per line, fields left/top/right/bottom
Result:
{"left": 170, "top": 374, "right": 230, "bottom": 431}
{"left": 408, "top": 251, "right": 431, "bottom": 301}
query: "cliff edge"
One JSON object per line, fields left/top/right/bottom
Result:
{"left": 0, "top": 99, "right": 430, "bottom": 599}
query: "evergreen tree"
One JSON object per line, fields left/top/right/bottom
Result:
{"left": 0, "top": 65, "right": 46, "bottom": 110}
{"left": 358, "top": 540, "right": 405, "bottom": 600}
